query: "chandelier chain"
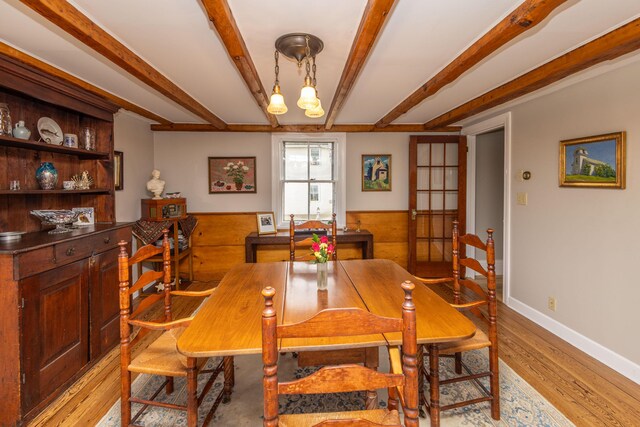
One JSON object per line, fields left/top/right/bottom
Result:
{"left": 312, "top": 56, "right": 317, "bottom": 88}
{"left": 274, "top": 50, "right": 280, "bottom": 86}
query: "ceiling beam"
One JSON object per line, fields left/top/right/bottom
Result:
{"left": 423, "top": 18, "right": 640, "bottom": 129}
{"left": 20, "top": 0, "right": 227, "bottom": 129}
{"left": 324, "top": 0, "right": 397, "bottom": 130}
{"left": 376, "top": 0, "right": 568, "bottom": 128}
{"left": 200, "top": 0, "right": 278, "bottom": 127}
{"left": 0, "top": 42, "right": 171, "bottom": 124}
{"left": 150, "top": 123, "right": 460, "bottom": 133}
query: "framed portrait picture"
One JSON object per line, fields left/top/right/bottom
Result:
{"left": 114, "top": 151, "right": 123, "bottom": 191}
{"left": 72, "top": 207, "right": 95, "bottom": 226}
{"left": 256, "top": 212, "right": 276, "bottom": 235}
{"left": 362, "top": 154, "right": 391, "bottom": 191}
{"left": 559, "top": 132, "right": 625, "bottom": 189}
{"left": 209, "top": 156, "right": 257, "bottom": 193}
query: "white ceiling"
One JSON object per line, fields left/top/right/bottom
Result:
{"left": 1, "top": 0, "right": 639, "bottom": 127}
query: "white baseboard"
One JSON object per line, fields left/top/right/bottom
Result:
{"left": 507, "top": 296, "right": 640, "bottom": 385}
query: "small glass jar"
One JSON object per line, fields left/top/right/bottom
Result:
{"left": 0, "top": 103, "right": 12, "bottom": 136}
{"left": 80, "top": 127, "right": 96, "bottom": 150}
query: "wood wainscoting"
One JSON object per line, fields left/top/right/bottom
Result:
{"left": 185, "top": 211, "right": 409, "bottom": 281}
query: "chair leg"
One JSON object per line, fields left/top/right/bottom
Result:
{"left": 121, "top": 367, "right": 131, "bottom": 426}
{"left": 223, "top": 356, "right": 235, "bottom": 403}
{"left": 186, "top": 357, "right": 198, "bottom": 427}
{"left": 454, "top": 352, "right": 462, "bottom": 374}
{"left": 428, "top": 344, "right": 440, "bottom": 427}
{"left": 165, "top": 376, "right": 174, "bottom": 394}
{"left": 489, "top": 346, "right": 500, "bottom": 420}
{"left": 365, "top": 347, "right": 379, "bottom": 409}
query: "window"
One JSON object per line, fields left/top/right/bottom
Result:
{"left": 272, "top": 133, "right": 346, "bottom": 228}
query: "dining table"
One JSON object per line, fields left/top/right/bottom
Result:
{"left": 177, "top": 259, "right": 476, "bottom": 425}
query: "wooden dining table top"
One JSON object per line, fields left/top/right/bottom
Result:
{"left": 177, "top": 259, "right": 477, "bottom": 358}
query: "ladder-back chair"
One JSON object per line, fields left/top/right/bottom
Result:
{"left": 415, "top": 220, "right": 499, "bottom": 426}
{"left": 289, "top": 213, "right": 337, "bottom": 261}
{"left": 118, "top": 230, "right": 229, "bottom": 426}
{"left": 261, "top": 282, "right": 419, "bottom": 427}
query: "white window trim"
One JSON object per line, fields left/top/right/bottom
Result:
{"left": 271, "top": 133, "right": 346, "bottom": 229}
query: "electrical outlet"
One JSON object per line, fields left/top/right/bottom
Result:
{"left": 548, "top": 296, "right": 557, "bottom": 312}
{"left": 517, "top": 192, "right": 528, "bottom": 205}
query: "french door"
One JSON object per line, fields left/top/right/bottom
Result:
{"left": 408, "top": 135, "right": 467, "bottom": 277}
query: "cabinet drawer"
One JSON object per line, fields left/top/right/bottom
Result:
{"left": 54, "top": 228, "right": 129, "bottom": 263}
{"left": 15, "top": 246, "right": 56, "bottom": 280}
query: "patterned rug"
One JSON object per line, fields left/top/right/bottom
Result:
{"left": 98, "top": 349, "right": 574, "bottom": 426}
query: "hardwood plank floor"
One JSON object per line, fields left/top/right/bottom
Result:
{"left": 29, "top": 281, "right": 640, "bottom": 426}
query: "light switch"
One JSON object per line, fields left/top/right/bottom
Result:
{"left": 517, "top": 192, "right": 528, "bottom": 205}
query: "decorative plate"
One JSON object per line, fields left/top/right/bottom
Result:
{"left": 37, "top": 117, "right": 63, "bottom": 145}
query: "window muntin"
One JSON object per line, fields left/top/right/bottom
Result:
{"left": 282, "top": 141, "right": 334, "bottom": 222}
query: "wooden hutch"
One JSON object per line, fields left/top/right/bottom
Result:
{"left": 0, "top": 55, "right": 131, "bottom": 425}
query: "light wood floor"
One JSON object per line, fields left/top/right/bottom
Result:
{"left": 30, "top": 281, "right": 640, "bottom": 427}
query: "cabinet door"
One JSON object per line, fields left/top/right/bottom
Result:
{"left": 89, "top": 246, "right": 122, "bottom": 359}
{"left": 21, "top": 259, "right": 89, "bottom": 414}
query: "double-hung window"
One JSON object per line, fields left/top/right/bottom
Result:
{"left": 272, "top": 134, "right": 346, "bottom": 228}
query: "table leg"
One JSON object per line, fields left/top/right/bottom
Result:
{"left": 365, "top": 347, "right": 379, "bottom": 409}
{"left": 417, "top": 345, "right": 427, "bottom": 418}
{"left": 428, "top": 344, "right": 440, "bottom": 427}
{"left": 186, "top": 357, "right": 198, "bottom": 427}
{"left": 223, "top": 356, "right": 235, "bottom": 403}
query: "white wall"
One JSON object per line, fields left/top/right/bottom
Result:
{"left": 473, "top": 60, "right": 640, "bottom": 375}
{"left": 153, "top": 132, "right": 447, "bottom": 213}
{"left": 475, "top": 129, "right": 504, "bottom": 259}
{"left": 113, "top": 111, "right": 155, "bottom": 221}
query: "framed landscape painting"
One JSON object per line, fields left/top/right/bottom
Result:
{"left": 559, "top": 132, "right": 625, "bottom": 189}
{"left": 362, "top": 154, "right": 391, "bottom": 191}
{"left": 209, "top": 156, "right": 257, "bottom": 193}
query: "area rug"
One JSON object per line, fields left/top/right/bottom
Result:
{"left": 98, "top": 350, "right": 574, "bottom": 426}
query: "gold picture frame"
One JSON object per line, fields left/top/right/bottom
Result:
{"left": 256, "top": 212, "right": 277, "bottom": 235}
{"left": 559, "top": 132, "right": 625, "bottom": 189}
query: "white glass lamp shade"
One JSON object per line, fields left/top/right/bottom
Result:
{"left": 297, "top": 84, "right": 319, "bottom": 110}
{"left": 305, "top": 99, "right": 324, "bottom": 118}
{"left": 267, "top": 85, "right": 288, "bottom": 115}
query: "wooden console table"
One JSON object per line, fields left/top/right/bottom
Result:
{"left": 245, "top": 229, "right": 373, "bottom": 263}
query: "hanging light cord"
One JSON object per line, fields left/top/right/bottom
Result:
{"left": 304, "top": 35, "right": 312, "bottom": 82}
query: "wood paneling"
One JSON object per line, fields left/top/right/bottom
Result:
{"left": 189, "top": 211, "right": 409, "bottom": 280}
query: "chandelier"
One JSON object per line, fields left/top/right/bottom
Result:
{"left": 267, "top": 33, "right": 325, "bottom": 118}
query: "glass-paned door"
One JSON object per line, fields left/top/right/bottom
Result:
{"left": 408, "top": 135, "right": 467, "bottom": 277}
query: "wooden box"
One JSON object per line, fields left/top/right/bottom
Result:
{"left": 141, "top": 198, "right": 187, "bottom": 221}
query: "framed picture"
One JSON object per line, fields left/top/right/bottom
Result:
{"left": 256, "top": 212, "right": 277, "bottom": 235}
{"left": 114, "top": 151, "right": 123, "bottom": 191}
{"left": 362, "top": 154, "right": 391, "bottom": 191}
{"left": 209, "top": 156, "right": 257, "bottom": 193}
{"left": 559, "top": 132, "right": 625, "bottom": 189}
{"left": 72, "top": 207, "right": 95, "bottom": 226}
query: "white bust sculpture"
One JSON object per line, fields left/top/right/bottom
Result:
{"left": 146, "top": 169, "right": 165, "bottom": 200}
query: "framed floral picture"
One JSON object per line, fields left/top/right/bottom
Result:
{"left": 208, "top": 156, "right": 257, "bottom": 193}
{"left": 362, "top": 154, "right": 391, "bottom": 191}
{"left": 559, "top": 132, "right": 625, "bottom": 189}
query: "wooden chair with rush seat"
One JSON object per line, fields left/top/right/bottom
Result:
{"left": 118, "top": 229, "right": 230, "bottom": 426}
{"left": 414, "top": 220, "right": 500, "bottom": 426}
{"left": 289, "top": 213, "right": 337, "bottom": 261}
{"left": 261, "top": 282, "right": 419, "bottom": 427}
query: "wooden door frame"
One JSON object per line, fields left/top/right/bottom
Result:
{"left": 462, "top": 112, "right": 512, "bottom": 303}
{"left": 408, "top": 134, "right": 467, "bottom": 276}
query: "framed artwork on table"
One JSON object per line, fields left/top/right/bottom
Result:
{"left": 72, "top": 207, "right": 95, "bottom": 226}
{"left": 114, "top": 151, "right": 123, "bottom": 191}
{"left": 362, "top": 154, "right": 391, "bottom": 191}
{"left": 256, "top": 212, "right": 277, "bottom": 235}
{"left": 209, "top": 156, "right": 257, "bottom": 193}
{"left": 559, "top": 132, "right": 625, "bottom": 189}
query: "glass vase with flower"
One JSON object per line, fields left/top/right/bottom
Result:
{"left": 310, "top": 233, "right": 335, "bottom": 290}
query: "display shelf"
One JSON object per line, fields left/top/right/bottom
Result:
{"left": 0, "top": 189, "right": 111, "bottom": 195}
{"left": 0, "top": 134, "right": 110, "bottom": 159}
